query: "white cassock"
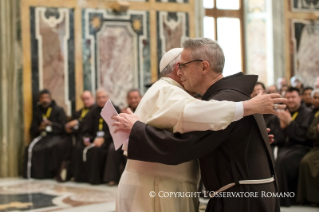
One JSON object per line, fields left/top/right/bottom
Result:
{"left": 116, "top": 77, "right": 243, "bottom": 212}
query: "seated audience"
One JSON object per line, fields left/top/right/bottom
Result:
{"left": 276, "top": 87, "right": 312, "bottom": 206}
{"left": 23, "top": 89, "right": 67, "bottom": 179}
{"left": 104, "top": 89, "right": 141, "bottom": 185}
{"left": 297, "top": 89, "right": 319, "bottom": 206}
{"left": 120, "top": 89, "right": 142, "bottom": 113}
{"left": 57, "top": 91, "right": 95, "bottom": 182}
{"left": 72, "top": 88, "right": 120, "bottom": 184}
{"left": 302, "top": 87, "right": 314, "bottom": 108}
{"left": 290, "top": 76, "right": 304, "bottom": 92}
{"left": 267, "top": 85, "right": 278, "bottom": 94}
{"left": 251, "top": 81, "right": 265, "bottom": 98}
{"left": 277, "top": 77, "right": 288, "bottom": 91}
{"left": 280, "top": 84, "right": 289, "bottom": 97}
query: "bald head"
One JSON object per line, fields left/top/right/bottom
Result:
{"left": 96, "top": 88, "right": 109, "bottom": 107}
{"left": 81, "top": 90, "right": 95, "bottom": 108}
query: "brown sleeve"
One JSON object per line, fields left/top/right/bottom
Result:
{"left": 127, "top": 121, "right": 234, "bottom": 165}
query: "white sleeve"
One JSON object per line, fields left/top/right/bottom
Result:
{"left": 233, "top": 102, "right": 244, "bottom": 121}
{"left": 174, "top": 99, "right": 239, "bottom": 133}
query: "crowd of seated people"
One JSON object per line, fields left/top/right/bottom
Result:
{"left": 251, "top": 77, "right": 319, "bottom": 207}
{"left": 24, "top": 88, "right": 142, "bottom": 186}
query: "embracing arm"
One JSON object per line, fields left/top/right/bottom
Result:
{"left": 127, "top": 121, "right": 234, "bottom": 165}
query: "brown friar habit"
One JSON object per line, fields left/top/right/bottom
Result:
{"left": 23, "top": 100, "right": 67, "bottom": 179}
{"left": 72, "top": 105, "right": 119, "bottom": 184}
{"left": 297, "top": 107, "right": 319, "bottom": 204}
{"left": 275, "top": 103, "right": 312, "bottom": 206}
{"left": 126, "top": 72, "right": 280, "bottom": 212}
{"left": 58, "top": 105, "right": 95, "bottom": 181}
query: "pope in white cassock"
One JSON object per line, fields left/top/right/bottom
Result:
{"left": 116, "top": 48, "right": 276, "bottom": 212}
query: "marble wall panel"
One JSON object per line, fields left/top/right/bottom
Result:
{"left": 292, "top": 0, "right": 319, "bottom": 11}
{"left": 292, "top": 19, "right": 319, "bottom": 87}
{"left": 246, "top": 19, "right": 268, "bottom": 84}
{"left": 157, "top": 11, "right": 189, "bottom": 73}
{"left": 30, "top": 7, "right": 75, "bottom": 116}
{"left": 82, "top": 9, "right": 150, "bottom": 108}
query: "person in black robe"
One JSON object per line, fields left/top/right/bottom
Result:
{"left": 72, "top": 89, "right": 119, "bottom": 184}
{"left": 56, "top": 91, "right": 95, "bottom": 182}
{"left": 276, "top": 87, "right": 312, "bottom": 206}
{"left": 104, "top": 89, "right": 141, "bottom": 185}
{"left": 112, "top": 38, "right": 285, "bottom": 212}
{"left": 23, "top": 89, "right": 67, "bottom": 179}
{"left": 297, "top": 89, "right": 319, "bottom": 205}
{"left": 301, "top": 87, "right": 313, "bottom": 108}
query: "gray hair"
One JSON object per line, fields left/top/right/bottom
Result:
{"left": 160, "top": 54, "right": 181, "bottom": 77}
{"left": 311, "top": 89, "right": 319, "bottom": 97}
{"left": 182, "top": 37, "right": 225, "bottom": 73}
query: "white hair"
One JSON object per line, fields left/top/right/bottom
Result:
{"left": 182, "top": 37, "right": 225, "bottom": 73}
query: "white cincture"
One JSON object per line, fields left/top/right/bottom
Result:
{"left": 27, "top": 136, "right": 43, "bottom": 179}
{"left": 83, "top": 143, "right": 95, "bottom": 162}
{"left": 210, "top": 176, "right": 275, "bottom": 198}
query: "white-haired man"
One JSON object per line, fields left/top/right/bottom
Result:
{"left": 115, "top": 47, "right": 286, "bottom": 212}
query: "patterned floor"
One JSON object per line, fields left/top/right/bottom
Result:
{"left": 0, "top": 178, "right": 318, "bottom": 212}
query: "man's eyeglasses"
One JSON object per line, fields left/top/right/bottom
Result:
{"left": 178, "top": 60, "right": 203, "bottom": 69}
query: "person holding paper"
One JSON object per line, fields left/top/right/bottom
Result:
{"left": 73, "top": 88, "right": 120, "bottom": 184}
{"left": 115, "top": 43, "right": 286, "bottom": 212}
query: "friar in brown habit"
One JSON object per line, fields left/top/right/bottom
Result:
{"left": 113, "top": 38, "right": 283, "bottom": 212}
{"left": 23, "top": 89, "right": 67, "bottom": 179}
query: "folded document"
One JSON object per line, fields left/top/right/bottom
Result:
{"left": 100, "top": 100, "right": 129, "bottom": 150}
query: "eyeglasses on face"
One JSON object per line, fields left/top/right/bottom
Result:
{"left": 178, "top": 59, "right": 203, "bottom": 69}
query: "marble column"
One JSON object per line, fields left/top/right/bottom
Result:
{"left": 0, "top": 0, "right": 24, "bottom": 177}
{"left": 195, "top": 0, "right": 204, "bottom": 38}
{"left": 245, "top": 0, "right": 285, "bottom": 86}
{"left": 272, "top": 0, "right": 285, "bottom": 81}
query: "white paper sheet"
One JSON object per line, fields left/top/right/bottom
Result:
{"left": 100, "top": 100, "right": 129, "bottom": 150}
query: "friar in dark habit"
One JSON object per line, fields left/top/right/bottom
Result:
{"left": 276, "top": 87, "right": 312, "bottom": 206}
{"left": 298, "top": 89, "right": 319, "bottom": 205}
{"left": 23, "top": 89, "right": 67, "bottom": 179}
{"left": 56, "top": 90, "right": 96, "bottom": 182}
{"left": 72, "top": 88, "right": 120, "bottom": 184}
{"left": 104, "top": 89, "right": 141, "bottom": 186}
{"left": 113, "top": 38, "right": 283, "bottom": 212}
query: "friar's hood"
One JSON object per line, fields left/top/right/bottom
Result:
{"left": 202, "top": 72, "right": 258, "bottom": 100}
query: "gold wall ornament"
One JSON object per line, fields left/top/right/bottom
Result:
{"left": 132, "top": 19, "right": 142, "bottom": 31}
{"left": 111, "top": 1, "right": 130, "bottom": 13}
